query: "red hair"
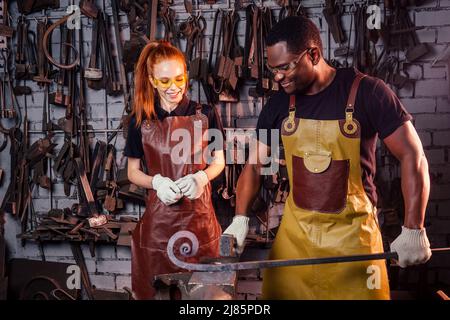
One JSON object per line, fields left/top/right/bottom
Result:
{"left": 132, "top": 40, "right": 187, "bottom": 125}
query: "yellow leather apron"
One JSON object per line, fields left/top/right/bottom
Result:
{"left": 262, "top": 73, "right": 390, "bottom": 300}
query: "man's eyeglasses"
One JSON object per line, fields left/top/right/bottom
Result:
{"left": 266, "top": 48, "right": 312, "bottom": 76}
{"left": 152, "top": 74, "right": 187, "bottom": 89}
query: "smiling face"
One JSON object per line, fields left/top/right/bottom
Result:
{"left": 149, "top": 59, "right": 187, "bottom": 109}
{"left": 267, "top": 41, "right": 316, "bottom": 95}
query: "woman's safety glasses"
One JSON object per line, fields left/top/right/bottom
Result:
{"left": 152, "top": 74, "right": 187, "bottom": 89}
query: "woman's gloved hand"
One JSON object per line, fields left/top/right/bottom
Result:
{"left": 175, "top": 170, "right": 209, "bottom": 200}
{"left": 223, "top": 215, "right": 249, "bottom": 254}
{"left": 390, "top": 226, "right": 432, "bottom": 268}
{"left": 151, "top": 174, "right": 183, "bottom": 205}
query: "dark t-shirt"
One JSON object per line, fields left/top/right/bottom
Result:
{"left": 256, "top": 68, "right": 413, "bottom": 206}
{"left": 124, "top": 95, "right": 224, "bottom": 158}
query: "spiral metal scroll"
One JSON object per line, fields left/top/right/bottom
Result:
{"left": 166, "top": 231, "right": 201, "bottom": 270}
{"left": 167, "top": 231, "right": 244, "bottom": 272}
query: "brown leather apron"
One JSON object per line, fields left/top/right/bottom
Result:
{"left": 131, "top": 104, "right": 221, "bottom": 299}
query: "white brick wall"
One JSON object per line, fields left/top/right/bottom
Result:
{"left": 1, "top": 0, "right": 450, "bottom": 297}
{"left": 416, "top": 10, "right": 450, "bottom": 27}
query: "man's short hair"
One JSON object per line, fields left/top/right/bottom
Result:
{"left": 266, "top": 16, "right": 323, "bottom": 55}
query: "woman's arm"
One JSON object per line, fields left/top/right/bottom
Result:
{"left": 127, "top": 157, "right": 154, "bottom": 189}
{"left": 203, "top": 150, "right": 225, "bottom": 181}
{"left": 127, "top": 149, "right": 225, "bottom": 191}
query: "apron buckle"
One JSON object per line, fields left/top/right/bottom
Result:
{"left": 344, "top": 112, "right": 358, "bottom": 135}
{"left": 283, "top": 110, "right": 297, "bottom": 133}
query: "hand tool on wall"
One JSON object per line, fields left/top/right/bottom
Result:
{"left": 0, "top": 44, "right": 24, "bottom": 220}
{"left": 75, "top": 158, "right": 107, "bottom": 227}
{"left": 278, "top": 0, "right": 306, "bottom": 21}
{"left": 204, "top": 3, "right": 245, "bottom": 102}
{"left": 111, "top": 0, "right": 131, "bottom": 113}
{"left": 121, "top": 0, "right": 153, "bottom": 73}
{"left": 33, "top": 20, "right": 53, "bottom": 132}
{"left": 15, "top": 15, "right": 37, "bottom": 81}
{"left": 0, "top": 49, "right": 23, "bottom": 221}
{"left": 78, "top": 18, "right": 92, "bottom": 175}
{"left": 149, "top": 0, "right": 158, "bottom": 41}
{"left": 244, "top": 4, "right": 277, "bottom": 97}
{"left": 102, "top": 12, "right": 123, "bottom": 96}
{"left": 161, "top": 2, "right": 179, "bottom": 47}
{"left": 380, "top": 4, "right": 427, "bottom": 61}
{"left": 70, "top": 243, "right": 94, "bottom": 300}
{"left": 43, "top": 13, "right": 80, "bottom": 70}
{"left": 322, "top": 0, "right": 349, "bottom": 57}
{"left": 80, "top": 0, "right": 98, "bottom": 19}
{"left": 17, "top": 0, "right": 60, "bottom": 15}
{"left": 85, "top": 13, "right": 104, "bottom": 90}
{"left": 46, "top": 17, "right": 77, "bottom": 108}
{"left": 27, "top": 135, "right": 56, "bottom": 190}
{"left": 0, "top": 0, "right": 14, "bottom": 47}
{"left": 352, "top": 3, "right": 374, "bottom": 74}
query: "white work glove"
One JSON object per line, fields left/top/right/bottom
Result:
{"left": 174, "top": 170, "right": 209, "bottom": 200}
{"left": 223, "top": 215, "right": 249, "bottom": 254}
{"left": 151, "top": 174, "right": 182, "bottom": 205}
{"left": 390, "top": 226, "right": 432, "bottom": 268}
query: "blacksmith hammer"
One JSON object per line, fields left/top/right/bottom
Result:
{"left": 219, "top": 234, "right": 238, "bottom": 257}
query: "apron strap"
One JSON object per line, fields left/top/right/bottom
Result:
{"left": 289, "top": 95, "right": 296, "bottom": 112}
{"left": 287, "top": 71, "right": 366, "bottom": 121}
{"left": 345, "top": 71, "right": 366, "bottom": 113}
{"left": 342, "top": 71, "right": 366, "bottom": 135}
{"left": 195, "top": 103, "right": 202, "bottom": 115}
{"left": 288, "top": 94, "right": 296, "bottom": 117}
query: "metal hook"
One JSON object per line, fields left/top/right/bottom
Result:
{"left": 42, "top": 13, "right": 80, "bottom": 70}
{"left": 350, "top": 1, "right": 357, "bottom": 14}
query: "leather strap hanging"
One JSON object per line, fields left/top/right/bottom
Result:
{"left": 161, "top": 2, "right": 179, "bottom": 47}
{"left": 33, "top": 19, "right": 52, "bottom": 85}
{"left": 85, "top": 14, "right": 103, "bottom": 89}
{"left": 111, "top": 0, "right": 131, "bottom": 113}
{"left": 15, "top": 16, "right": 37, "bottom": 81}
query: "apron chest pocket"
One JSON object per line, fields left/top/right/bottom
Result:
{"left": 292, "top": 153, "right": 349, "bottom": 213}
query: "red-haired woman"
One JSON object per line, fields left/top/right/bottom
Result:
{"left": 124, "top": 41, "right": 225, "bottom": 299}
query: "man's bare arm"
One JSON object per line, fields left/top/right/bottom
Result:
{"left": 383, "top": 121, "right": 430, "bottom": 229}
{"left": 235, "top": 140, "right": 270, "bottom": 215}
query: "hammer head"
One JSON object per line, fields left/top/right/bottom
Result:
{"left": 219, "top": 234, "right": 237, "bottom": 257}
